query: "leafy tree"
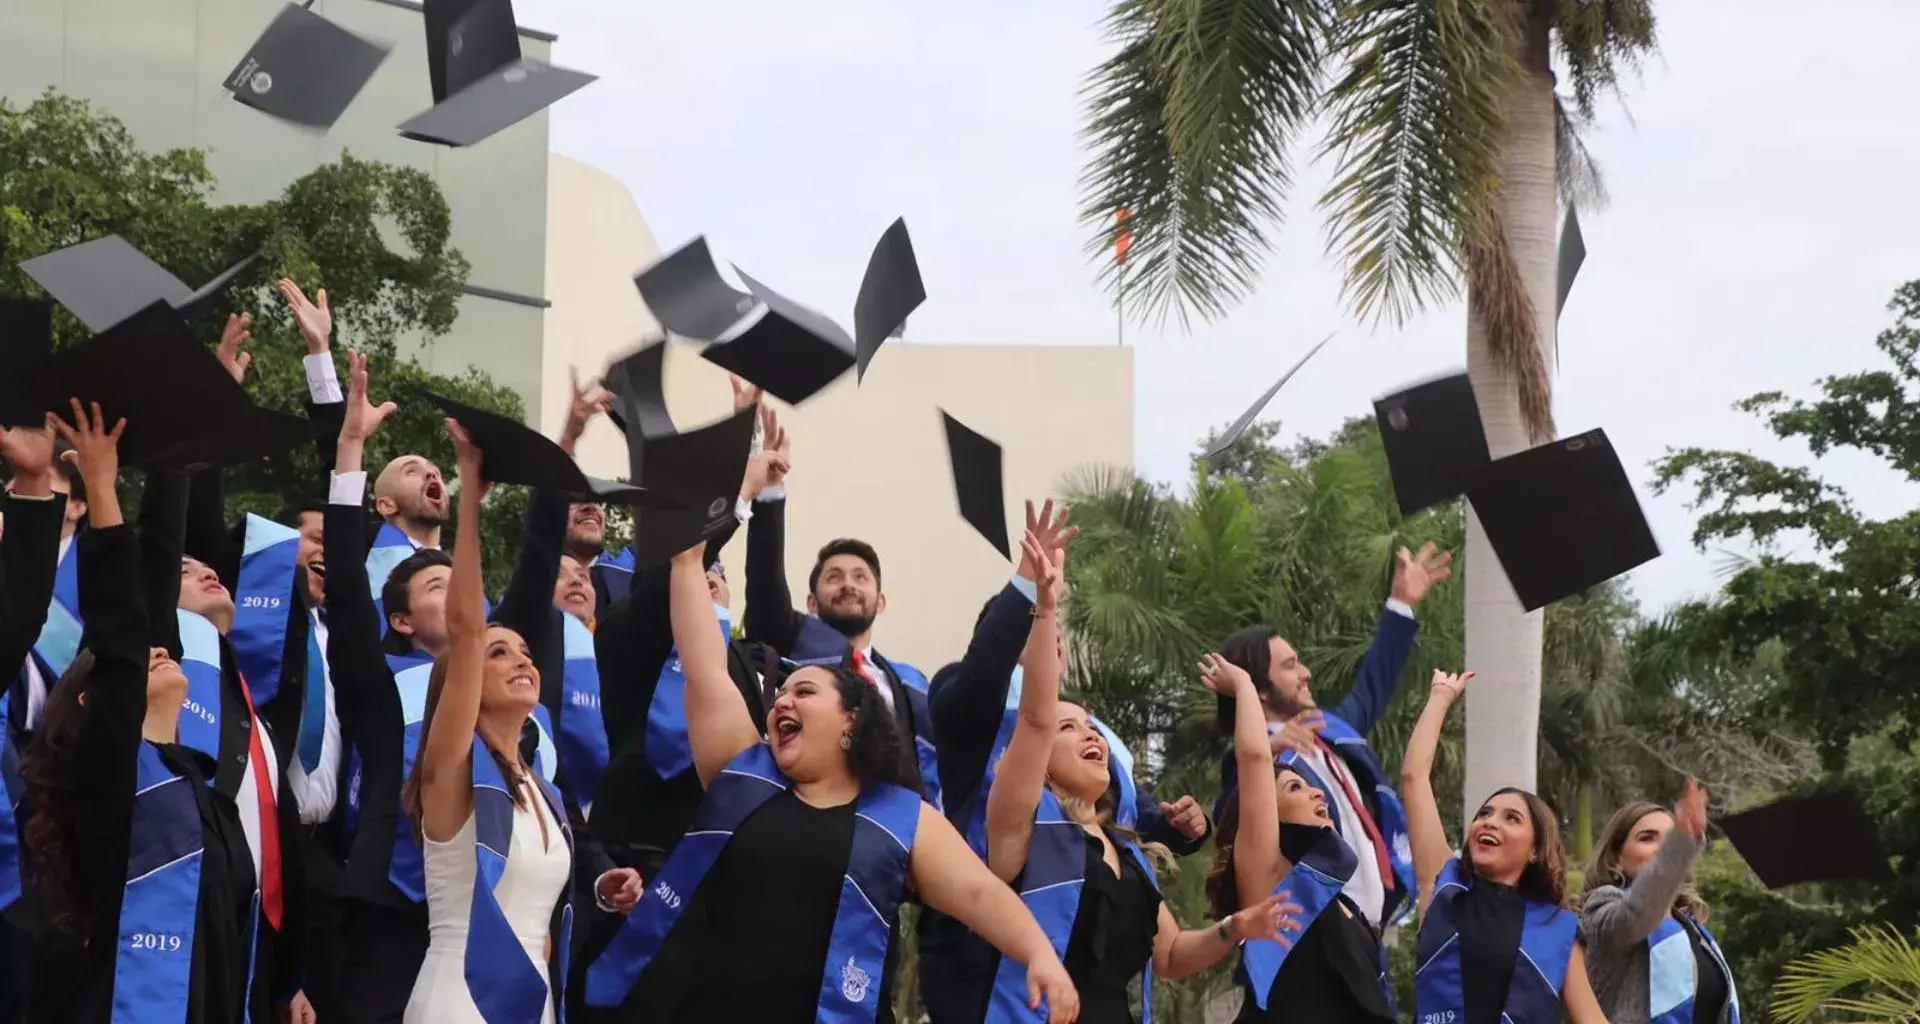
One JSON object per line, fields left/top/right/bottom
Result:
{"left": 1773, "top": 925, "right": 1920, "bottom": 1024}
{"left": 0, "top": 91, "right": 532, "bottom": 591}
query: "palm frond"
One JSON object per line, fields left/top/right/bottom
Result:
{"left": 1553, "top": 0, "right": 1659, "bottom": 121}
{"left": 1555, "top": 93, "right": 1609, "bottom": 212}
{"left": 1773, "top": 925, "right": 1920, "bottom": 1024}
{"left": 1317, "top": 0, "right": 1522, "bottom": 327}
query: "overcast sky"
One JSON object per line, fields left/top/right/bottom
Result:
{"left": 514, "top": 0, "right": 1920, "bottom": 616}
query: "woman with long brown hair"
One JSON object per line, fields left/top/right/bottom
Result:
{"left": 1402, "top": 669, "right": 1609, "bottom": 1024}
{"left": 1578, "top": 780, "right": 1739, "bottom": 1023}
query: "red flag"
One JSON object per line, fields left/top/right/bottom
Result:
{"left": 1115, "top": 208, "right": 1133, "bottom": 264}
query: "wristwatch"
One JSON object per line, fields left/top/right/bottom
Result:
{"left": 1216, "top": 918, "right": 1233, "bottom": 943}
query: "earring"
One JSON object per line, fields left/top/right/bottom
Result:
{"left": 839, "top": 731, "right": 853, "bottom": 751}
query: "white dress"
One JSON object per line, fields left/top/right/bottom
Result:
{"left": 405, "top": 779, "right": 572, "bottom": 1023}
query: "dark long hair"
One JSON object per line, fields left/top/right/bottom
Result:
{"left": 1205, "top": 763, "right": 1310, "bottom": 919}
{"left": 402, "top": 650, "right": 528, "bottom": 841}
{"left": 21, "top": 651, "right": 101, "bottom": 935}
{"left": 1579, "top": 800, "right": 1709, "bottom": 922}
{"left": 818, "top": 666, "right": 922, "bottom": 794}
{"left": 1043, "top": 699, "right": 1173, "bottom": 873}
{"left": 1216, "top": 626, "right": 1278, "bottom": 734}
{"left": 1465, "top": 786, "right": 1568, "bottom": 908}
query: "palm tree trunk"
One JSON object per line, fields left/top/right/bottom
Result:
{"left": 1462, "top": 4, "right": 1557, "bottom": 817}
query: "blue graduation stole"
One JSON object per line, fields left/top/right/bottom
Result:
{"left": 594, "top": 549, "right": 635, "bottom": 607}
{"left": 113, "top": 744, "right": 261, "bottom": 1023}
{"left": 786, "top": 617, "right": 943, "bottom": 809}
{"left": 1275, "top": 711, "right": 1417, "bottom": 927}
{"left": 465, "top": 734, "right": 575, "bottom": 1024}
{"left": 556, "top": 613, "right": 609, "bottom": 807}
{"left": 584, "top": 743, "right": 921, "bottom": 1021}
{"left": 525, "top": 705, "right": 560, "bottom": 789}
{"left": 983, "top": 788, "right": 1158, "bottom": 1024}
{"left": 1242, "top": 825, "right": 1365, "bottom": 1011}
{"left": 0, "top": 693, "right": 20, "bottom": 912}
{"left": 174, "top": 610, "right": 226, "bottom": 764}
{"left": 1415, "top": 859, "right": 1577, "bottom": 1024}
{"left": 28, "top": 539, "right": 82, "bottom": 682}
{"left": 296, "top": 618, "right": 328, "bottom": 774}
{"left": 231, "top": 514, "right": 300, "bottom": 707}
{"left": 365, "top": 521, "right": 419, "bottom": 626}
{"left": 1648, "top": 913, "right": 1741, "bottom": 1024}
{"left": 642, "top": 605, "right": 731, "bottom": 782}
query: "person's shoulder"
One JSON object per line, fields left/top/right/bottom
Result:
{"left": 1578, "top": 883, "right": 1628, "bottom": 918}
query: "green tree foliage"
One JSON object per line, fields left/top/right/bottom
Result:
{"left": 0, "top": 91, "right": 532, "bottom": 591}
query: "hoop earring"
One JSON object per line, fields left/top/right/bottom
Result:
{"left": 839, "top": 731, "right": 853, "bottom": 751}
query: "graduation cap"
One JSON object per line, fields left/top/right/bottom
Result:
{"left": 153, "top": 405, "right": 334, "bottom": 472}
{"left": 1373, "top": 372, "right": 1490, "bottom": 516}
{"left": 0, "top": 299, "right": 54, "bottom": 427}
{"left": 602, "top": 340, "right": 678, "bottom": 440}
{"left": 1202, "top": 333, "right": 1333, "bottom": 463}
{"left": 1466, "top": 428, "right": 1658, "bottom": 611}
{"left": 1717, "top": 789, "right": 1894, "bottom": 889}
{"left": 224, "top": 3, "right": 391, "bottom": 129}
{"left": 633, "top": 238, "right": 758, "bottom": 344}
{"left": 853, "top": 217, "right": 926, "bottom": 382}
{"left": 941, "top": 410, "right": 1009, "bottom": 560}
{"left": 412, "top": 387, "right": 660, "bottom": 504}
{"left": 1557, "top": 206, "right": 1586, "bottom": 320}
{"left": 398, "top": 0, "right": 596, "bottom": 147}
{"left": 623, "top": 407, "right": 756, "bottom": 569}
{"left": 12, "top": 302, "right": 254, "bottom": 467}
{"left": 20, "top": 236, "right": 262, "bottom": 333}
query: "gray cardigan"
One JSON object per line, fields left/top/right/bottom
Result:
{"left": 1578, "top": 829, "right": 1731, "bottom": 1024}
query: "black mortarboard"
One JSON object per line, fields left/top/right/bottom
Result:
{"left": 1202, "top": 333, "right": 1333, "bottom": 463}
{"left": 154, "top": 404, "right": 334, "bottom": 472}
{"left": 602, "top": 341, "right": 678, "bottom": 440}
{"left": 1718, "top": 789, "right": 1894, "bottom": 889}
{"left": 1466, "top": 428, "right": 1659, "bottom": 611}
{"left": 633, "top": 238, "right": 757, "bottom": 344}
{"left": 13, "top": 302, "right": 253, "bottom": 467}
{"left": 225, "top": 3, "right": 391, "bottom": 129}
{"left": 699, "top": 270, "right": 856, "bottom": 405}
{"left": 942, "top": 410, "right": 1009, "bottom": 560}
{"left": 414, "top": 388, "right": 660, "bottom": 504}
{"left": 852, "top": 217, "right": 925, "bottom": 382}
{"left": 399, "top": 0, "right": 595, "bottom": 147}
{"left": 20, "top": 236, "right": 261, "bottom": 333}
{"left": 1557, "top": 206, "right": 1586, "bottom": 320}
{"left": 0, "top": 300, "right": 54, "bottom": 427}
{"left": 625, "top": 408, "right": 756, "bottom": 569}
{"left": 1373, "top": 372, "right": 1490, "bottom": 516}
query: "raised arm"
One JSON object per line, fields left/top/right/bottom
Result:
{"left": 416, "top": 419, "right": 488, "bottom": 843}
{"left": 1149, "top": 890, "right": 1300, "bottom": 981}
{"left": 672, "top": 545, "right": 760, "bottom": 788}
{"left": 742, "top": 405, "right": 804, "bottom": 654}
{"left": 909, "top": 803, "right": 1080, "bottom": 1024}
{"left": 1580, "top": 778, "right": 1708, "bottom": 952}
{"left": 282, "top": 279, "right": 346, "bottom": 470}
{"left": 325, "top": 351, "right": 401, "bottom": 724}
{"left": 1325, "top": 543, "right": 1448, "bottom": 735}
{"left": 984, "top": 533, "right": 1064, "bottom": 884}
{"left": 1402, "top": 669, "right": 1472, "bottom": 921}
{"left": 0, "top": 427, "right": 64, "bottom": 676}
{"left": 1201, "top": 652, "right": 1285, "bottom": 911}
{"left": 137, "top": 468, "right": 188, "bottom": 657}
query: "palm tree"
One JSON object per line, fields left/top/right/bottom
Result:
{"left": 1078, "top": 0, "right": 1656, "bottom": 802}
{"left": 1773, "top": 926, "right": 1920, "bottom": 1023}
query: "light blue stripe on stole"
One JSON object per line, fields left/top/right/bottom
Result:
{"left": 1648, "top": 923, "right": 1696, "bottom": 1022}
{"left": 175, "top": 610, "right": 225, "bottom": 764}
{"left": 643, "top": 605, "right": 731, "bottom": 781}
{"left": 365, "top": 522, "right": 417, "bottom": 596}
{"left": 232, "top": 514, "right": 301, "bottom": 706}
{"left": 557, "top": 612, "right": 608, "bottom": 807}
{"left": 32, "top": 542, "right": 82, "bottom": 681}
{"left": 815, "top": 783, "right": 921, "bottom": 1024}
{"left": 114, "top": 746, "right": 204, "bottom": 1024}
{"left": 386, "top": 657, "right": 436, "bottom": 902}
{"left": 527, "top": 705, "right": 559, "bottom": 786}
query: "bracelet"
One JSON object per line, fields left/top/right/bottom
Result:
{"left": 1216, "top": 918, "right": 1232, "bottom": 943}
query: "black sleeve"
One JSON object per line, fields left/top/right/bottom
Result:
{"left": 0, "top": 492, "right": 66, "bottom": 678}
{"left": 306, "top": 398, "right": 345, "bottom": 475}
{"left": 68, "top": 526, "right": 153, "bottom": 917}
{"left": 928, "top": 581, "right": 1035, "bottom": 821}
{"left": 1136, "top": 790, "right": 1209, "bottom": 856}
{"left": 595, "top": 564, "right": 674, "bottom": 755}
{"left": 742, "top": 498, "right": 805, "bottom": 656}
{"left": 139, "top": 472, "right": 189, "bottom": 657}
{"left": 183, "top": 468, "right": 238, "bottom": 588}
{"left": 492, "top": 489, "right": 569, "bottom": 703}
{"left": 323, "top": 496, "right": 399, "bottom": 747}
{"left": 269, "top": 764, "right": 308, "bottom": 1003}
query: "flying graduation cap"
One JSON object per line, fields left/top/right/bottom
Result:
{"left": 602, "top": 339, "right": 679, "bottom": 440}
{"left": 224, "top": 2, "right": 391, "bottom": 129}
{"left": 1373, "top": 372, "right": 1490, "bottom": 516}
{"left": 399, "top": 0, "right": 597, "bottom": 147}
{"left": 621, "top": 407, "right": 758, "bottom": 570}
{"left": 632, "top": 220, "right": 926, "bottom": 404}
{"left": 1201, "top": 334, "right": 1333, "bottom": 464}
{"left": 411, "top": 387, "right": 661, "bottom": 505}
{"left": 20, "top": 236, "right": 262, "bottom": 334}
{"left": 941, "top": 410, "right": 1010, "bottom": 560}
{"left": 1557, "top": 205, "right": 1586, "bottom": 321}
{"left": 1717, "top": 789, "right": 1894, "bottom": 889}
{"left": 0, "top": 299, "right": 53, "bottom": 428}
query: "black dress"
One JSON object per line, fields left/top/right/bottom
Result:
{"left": 26, "top": 525, "right": 258, "bottom": 1024}
{"left": 1682, "top": 916, "right": 1730, "bottom": 1024}
{"left": 1236, "top": 894, "right": 1394, "bottom": 1023}
{"left": 1062, "top": 831, "right": 1162, "bottom": 1024}
{"left": 651, "top": 790, "right": 897, "bottom": 1024}
{"left": 1456, "top": 878, "right": 1527, "bottom": 1024}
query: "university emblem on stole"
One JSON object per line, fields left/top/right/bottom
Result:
{"left": 840, "top": 956, "right": 872, "bottom": 1003}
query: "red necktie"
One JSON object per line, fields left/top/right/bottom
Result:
{"left": 236, "top": 673, "right": 284, "bottom": 930}
{"left": 851, "top": 649, "right": 870, "bottom": 682}
{"left": 1317, "top": 736, "right": 1394, "bottom": 892}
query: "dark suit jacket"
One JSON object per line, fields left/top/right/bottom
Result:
{"left": 2, "top": 491, "right": 67, "bottom": 738}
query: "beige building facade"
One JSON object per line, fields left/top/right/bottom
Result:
{"left": 543, "top": 155, "right": 1134, "bottom": 669}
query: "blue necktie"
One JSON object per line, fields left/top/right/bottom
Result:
{"left": 297, "top": 616, "right": 328, "bottom": 774}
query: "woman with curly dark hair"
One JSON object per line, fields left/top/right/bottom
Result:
{"left": 1578, "top": 781, "right": 1739, "bottom": 1023}
{"left": 23, "top": 402, "right": 261, "bottom": 1024}
{"left": 583, "top": 537, "right": 1077, "bottom": 1023}
{"left": 1401, "top": 668, "right": 1609, "bottom": 1024}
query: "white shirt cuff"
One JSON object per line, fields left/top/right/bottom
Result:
{"left": 756, "top": 484, "right": 787, "bottom": 504}
{"left": 304, "top": 354, "right": 343, "bottom": 405}
{"left": 1009, "top": 574, "right": 1038, "bottom": 604}
{"left": 1385, "top": 598, "right": 1415, "bottom": 621}
{"left": 593, "top": 870, "right": 619, "bottom": 913}
{"left": 330, "top": 471, "right": 367, "bottom": 506}
{"left": 734, "top": 497, "right": 753, "bottom": 524}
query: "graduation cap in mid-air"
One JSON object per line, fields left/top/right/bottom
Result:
{"left": 602, "top": 340, "right": 678, "bottom": 441}
{"left": 19, "top": 236, "right": 261, "bottom": 334}
{"left": 1557, "top": 205, "right": 1587, "bottom": 321}
{"left": 413, "top": 387, "right": 661, "bottom": 505}
{"left": 1717, "top": 789, "right": 1894, "bottom": 889}
{"left": 1466, "top": 428, "right": 1659, "bottom": 611}
{"left": 622, "top": 407, "right": 758, "bottom": 570}
{"left": 224, "top": 2, "right": 391, "bottom": 129}
{"left": 0, "top": 299, "right": 54, "bottom": 428}
{"left": 1373, "top": 372, "right": 1490, "bottom": 516}
{"left": 941, "top": 410, "right": 1010, "bottom": 560}
{"left": 1201, "top": 333, "right": 1333, "bottom": 463}
{"left": 633, "top": 219, "right": 926, "bottom": 404}
{"left": 399, "top": 0, "right": 596, "bottom": 147}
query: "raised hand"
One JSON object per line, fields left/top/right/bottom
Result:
{"left": 48, "top": 400, "right": 125, "bottom": 498}
{"left": 1268, "top": 711, "right": 1324, "bottom": 760}
{"left": 1430, "top": 668, "right": 1475, "bottom": 700}
{"left": 1017, "top": 500, "right": 1078, "bottom": 582}
{"left": 1025, "top": 952, "right": 1080, "bottom": 1023}
{"left": 1230, "top": 891, "right": 1306, "bottom": 946}
{"left": 216, "top": 312, "right": 253, "bottom": 385}
{"left": 560, "top": 368, "right": 614, "bottom": 455}
{"left": 1390, "top": 541, "right": 1454, "bottom": 608}
{"left": 342, "top": 349, "right": 398, "bottom": 444}
{"left": 279, "top": 279, "right": 333, "bottom": 355}
{"left": 742, "top": 403, "right": 791, "bottom": 498}
{"left": 446, "top": 417, "right": 487, "bottom": 499}
{"left": 1022, "top": 529, "right": 1067, "bottom": 615}
{"left": 730, "top": 374, "right": 763, "bottom": 412}
{"left": 0, "top": 425, "right": 55, "bottom": 491}
{"left": 1675, "top": 776, "right": 1708, "bottom": 840}
{"left": 1158, "top": 795, "right": 1208, "bottom": 840}
{"left": 1198, "top": 651, "right": 1254, "bottom": 696}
